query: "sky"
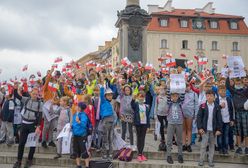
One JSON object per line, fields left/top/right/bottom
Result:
{"left": 0, "top": 0, "right": 247, "bottom": 81}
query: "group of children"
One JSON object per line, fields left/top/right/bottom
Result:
{"left": 0, "top": 64, "right": 247, "bottom": 168}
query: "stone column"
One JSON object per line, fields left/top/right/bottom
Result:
{"left": 127, "top": 0, "right": 140, "bottom": 6}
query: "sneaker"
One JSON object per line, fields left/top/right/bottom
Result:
{"left": 208, "top": 162, "right": 215, "bottom": 167}
{"left": 245, "top": 147, "right": 248, "bottom": 155}
{"left": 183, "top": 145, "right": 187, "bottom": 151}
{"left": 24, "top": 160, "right": 32, "bottom": 168}
{"left": 178, "top": 155, "right": 184, "bottom": 163}
{"left": 235, "top": 147, "right": 243, "bottom": 154}
{"left": 167, "top": 156, "right": 174, "bottom": 164}
{"left": 13, "top": 161, "right": 21, "bottom": 168}
{"left": 54, "top": 154, "right": 62, "bottom": 159}
{"left": 141, "top": 155, "right": 147, "bottom": 161}
{"left": 137, "top": 155, "right": 143, "bottom": 162}
{"left": 198, "top": 161, "right": 204, "bottom": 166}
{"left": 187, "top": 145, "right": 192, "bottom": 152}
{"left": 41, "top": 141, "right": 48, "bottom": 148}
{"left": 48, "top": 141, "right": 56, "bottom": 147}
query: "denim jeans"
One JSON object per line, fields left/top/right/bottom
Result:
{"left": 217, "top": 123, "right": 230, "bottom": 151}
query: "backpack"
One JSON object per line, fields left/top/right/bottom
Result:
{"left": 115, "top": 148, "right": 133, "bottom": 162}
{"left": 21, "top": 98, "right": 41, "bottom": 124}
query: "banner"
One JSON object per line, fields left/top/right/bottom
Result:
{"left": 57, "top": 123, "right": 71, "bottom": 139}
{"left": 43, "top": 101, "right": 59, "bottom": 122}
{"left": 170, "top": 74, "right": 186, "bottom": 94}
{"left": 221, "top": 68, "right": 228, "bottom": 78}
{"left": 227, "top": 56, "right": 246, "bottom": 78}
{"left": 25, "top": 133, "right": 38, "bottom": 147}
{"left": 61, "top": 132, "right": 72, "bottom": 154}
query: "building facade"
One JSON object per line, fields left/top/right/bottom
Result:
{"left": 146, "top": 0, "right": 248, "bottom": 71}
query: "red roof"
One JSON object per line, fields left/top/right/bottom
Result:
{"left": 147, "top": 9, "right": 248, "bottom": 35}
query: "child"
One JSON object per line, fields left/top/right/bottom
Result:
{"left": 99, "top": 86, "right": 115, "bottom": 160}
{"left": 197, "top": 90, "right": 222, "bottom": 167}
{"left": 0, "top": 88, "right": 15, "bottom": 145}
{"left": 131, "top": 91, "right": 150, "bottom": 162}
{"left": 166, "top": 92, "right": 184, "bottom": 164}
{"left": 216, "top": 86, "right": 234, "bottom": 154}
{"left": 182, "top": 83, "right": 198, "bottom": 152}
{"left": 154, "top": 85, "right": 168, "bottom": 151}
{"left": 54, "top": 96, "right": 71, "bottom": 159}
{"left": 119, "top": 85, "right": 134, "bottom": 146}
{"left": 72, "top": 102, "right": 92, "bottom": 168}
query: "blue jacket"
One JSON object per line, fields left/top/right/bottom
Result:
{"left": 131, "top": 99, "right": 150, "bottom": 127}
{"left": 1, "top": 99, "right": 15, "bottom": 122}
{"left": 72, "top": 112, "right": 92, "bottom": 137}
{"left": 100, "top": 87, "right": 114, "bottom": 119}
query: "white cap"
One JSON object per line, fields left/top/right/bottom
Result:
{"left": 105, "top": 88, "right": 113, "bottom": 95}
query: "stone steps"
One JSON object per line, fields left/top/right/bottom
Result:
{"left": 1, "top": 145, "right": 248, "bottom": 164}
{"left": 0, "top": 152, "right": 247, "bottom": 168}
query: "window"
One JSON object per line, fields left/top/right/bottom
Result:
{"left": 182, "top": 40, "right": 188, "bottom": 49}
{"left": 230, "top": 21, "right": 238, "bottom": 30}
{"left": 160, "top": 19, "right": 168, "bottom": 27}
{"left": 232, "top": 42, "right": 239, "bottom": 51}
{"left": 212, "top": 41, "right": 218, "bottom": 50}
{"left": 161, "top": 39, "right": 168, "bottom": 49}
{"left": 197, "top": 40, "right": 203, "bottom": 50}
{"left": 180, "top": 20, "right": 188, "bottom": 28}
{"left": 210, "top": 21, "right": 218, "bottom": 29}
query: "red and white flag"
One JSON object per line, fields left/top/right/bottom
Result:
{"left": 194, "top": 56, "right": 199, "bottom": 61}
{"left": 96, "top": 64, "right": 104, "bottom": 72}
{"left": 22, "top": 65, "right": 28, "bottom": 71}
{"left": 121, "top": 57, "right": 131, "bottom": 67}
{"left": 145, "top": 63, "right": 153, "bottom": 70}
{"left": 48, "top": 82, "right": 58, "bottom": 92}
{"left": 187, "top": 60, "right": 194, "bottom": 66}
{"left": 198, "top": 58, "right": 208, "bottom": 65}
{"left": 52, "top": 64, "right": 58, "bottom": 69}
{"left": 222, "top": 54, "right": 228, "bottom": 59}
{"left": 66, "top": 63, "right": 72, "bottom": 69}
{"left": 86, "top": 61, "right": 97, "bottom": 67}
{"left": 158, "top": 56, "right": 166, "bottom": 62}
{"left": 165, "top": 53, "right": 173, "bottom": 59}
{"left": 127, "top": 68, "right": 133, "bottom": 75}
{"left": 37, "top": 71, "right": 42, "bottom": 77}
{"left": 62, "top": 66, "right": 67, "bottom": 72}
{"left": 180, "top": 54, "right": 186, "bottom": 58}
{"left": 166, "top": 58, "right": 176, "bottom": 67}
{"left": 54, "top": 57, "right": 63, "bottom": 63}
{"left": 137, "top": 61, "right": 142, "bottom": 68}
{"left": 161, "top": 67, "right": 169, "bottom": 74}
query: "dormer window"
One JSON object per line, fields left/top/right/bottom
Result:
{"left": 210, "top": 20, "right": 218, "bottom": 29}
{"left": 180, "top": 20, "right": 188, "bottom": 28}
{"left": 230, "top": 21, "right": 238, "bottom": 30}
{"left": 159, "top": 19, "right": 168, "bottom": 27}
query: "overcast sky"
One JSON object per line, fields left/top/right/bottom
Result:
{"left": 0, "top": 0, "right": 247, "bottom": 81}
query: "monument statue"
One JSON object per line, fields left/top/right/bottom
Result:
{"left": 116, "top": 0, "right": 151, "bottom": 63}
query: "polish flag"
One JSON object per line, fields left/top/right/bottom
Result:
{"left": 222, "top": 54, "right": 228, "bottom": 59}
{"left": 62, "top": 66, "right": 67, "bottom": 72}
{"left": 22, "top": 65, "right": 28, "bottom": 71}
{"left": 75, "top": 63, "right": 80, "bottom": 69}
{"left": 180, "top": 54, "right": 186, "bottom": 58}
{"left": 5, "top": 84, "right": 13, "bottom": 96}
{"left": 52, "top": 64, "right": 58, "bottom": 69}
{"left": 137, "top": 61, "right": 142, "bottom": 68}
{"left": 86, "top": 61, "right": 97, "bottom": 67}
{"left": 187, "top": 60, "right": 194, "bottom": 66}
{"left": 198, "top": 58, "right": 208, "bottom": 65}
{"left": 194, "top": 56, "right": 199, "bottom": 61}
{"left": 10, "top": 78, "right": 15, "bottom": 83}
{"left": 66, "top": 63, "right": 72, "bottom": 69}
{"left": 54, "top": 57, "right": 63, "bottom": 63}
{"left": 127, "top": 68, "right": 133, "bottom": 75}
{"left": 48, "top": 82, "right": 59, "bottom": 92}
{"left": 145, "top": 63, "right": 153, "bottom": 70}
{"left": 165, "top": 53, "right": 172, "bottom": 59}
{"left": 166, "top": 58, "right": 176, "bottom": 67}
{"left": 158, "top": 56, "right": 166, "bottom": 62}
{"left": 121, "top": 57, "right": 131, "bottom": 67}
{"left": 37, "top": 71, "right": 42, "bottom": 77}
{"left": 96, "top": 64, "right": 104, "bottom": 72}
{"left": 161, "top": 67, "right": 169, "bottom": 74}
